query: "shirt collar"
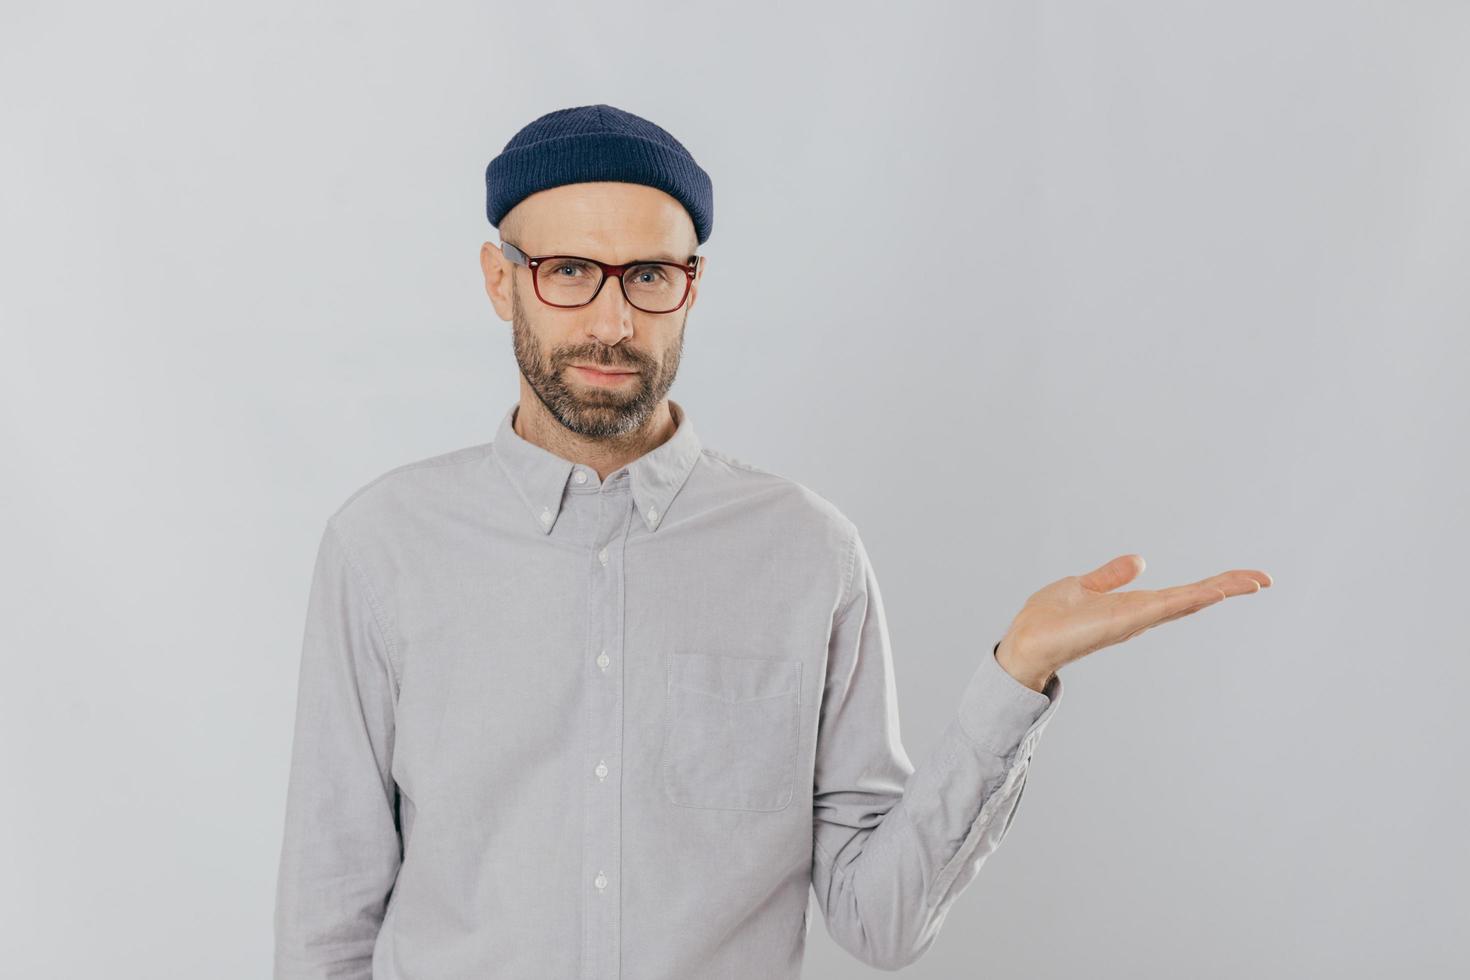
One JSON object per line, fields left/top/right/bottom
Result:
{"left": 491, "top": 398, "right": 703, "bottom": 535}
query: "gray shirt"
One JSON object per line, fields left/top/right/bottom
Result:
{"left": 273, "top": 397, "right": 1064, "bottom": 979}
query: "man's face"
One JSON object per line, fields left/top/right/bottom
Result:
{"left": 483, "top": 182, "right": 704, "bottom": 440}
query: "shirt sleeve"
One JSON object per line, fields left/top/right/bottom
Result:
{"left": 273, "top": 519, "right": 403, "bottom": 980}
{"left": 810, "top": 525, "right": 1064, "bottom": 971}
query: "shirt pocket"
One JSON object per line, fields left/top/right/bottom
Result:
{"left": 661, "top": 653, "right": 803, "bottom": 812}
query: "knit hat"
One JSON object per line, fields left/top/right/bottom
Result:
{"left": 485, "top": 103, "right": 713, "bottom": 245}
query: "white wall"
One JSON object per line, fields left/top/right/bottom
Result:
{"left": 2, "top": 2, "right": 1465, "bottom": 976}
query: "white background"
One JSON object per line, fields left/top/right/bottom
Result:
{"left": 3, "top": 2, "right": 1466, "bottom": 977}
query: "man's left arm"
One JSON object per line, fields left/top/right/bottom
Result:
{"left": 809, "top": 526, "right": 1063, "bottom": 972}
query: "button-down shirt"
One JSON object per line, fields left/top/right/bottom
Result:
{"left": 273, "top": 397, "right": 1064, "bottom": 979}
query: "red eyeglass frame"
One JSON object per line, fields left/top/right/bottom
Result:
{"left": 500, "top": 240, "right": 700, "bottom": 314}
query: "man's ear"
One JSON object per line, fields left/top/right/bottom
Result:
{"left": 481, "top": 242, "right": 513, "bottom": 322}
{"left": 686, "top": 254, "right": 706, "bottom": 313}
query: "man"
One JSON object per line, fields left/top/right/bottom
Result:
{"left": 272, "top": 103, "right": 1271, "bottom": 979}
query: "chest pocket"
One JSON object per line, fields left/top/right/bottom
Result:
{"left": 662, "top": 653, "right": 802, "bottom": 812}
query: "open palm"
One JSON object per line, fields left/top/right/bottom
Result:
{"left": 997, "top": 554, "right": 1273, "bottom": 689}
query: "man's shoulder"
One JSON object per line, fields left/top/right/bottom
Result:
{"left": 695, "top": 446, "right": 858, "bottom": 542}
{"left": 327, "top": 441, "right": 495, "bottom": 529}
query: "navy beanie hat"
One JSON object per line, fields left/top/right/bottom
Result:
{"left": 485, "top": 103, "right": 713, "bottom": 245}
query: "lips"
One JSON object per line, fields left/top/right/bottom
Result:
{"left": 570, "top": 364, "right": 639, "bottom": 386}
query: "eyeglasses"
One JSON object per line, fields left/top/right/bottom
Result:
{"left": 501, "top": 240, "right": 699, "bottom": 315}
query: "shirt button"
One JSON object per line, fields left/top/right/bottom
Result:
{"left": 647, "top": 507, "right": 658, "bottom": 522}
{"left": 573, "top": 470, "right": 588, "bottom": 485}
{"left": 540, "top": 508, "right": 552, "bottom": 525}
{"left": 594, "top": 871, "right": 608, "bottom": 891}
{"left": 596, "top": 651, "right": 610, "bottom": 670}
{"left": 595, "top": 761, "right": 608, "bottom": 780}
{"left": 598, "top": 547, "right": 608, "bottom": 565}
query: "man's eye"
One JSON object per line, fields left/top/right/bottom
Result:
{"left": 631, "top": 266, "right": 670, "bottom": 284}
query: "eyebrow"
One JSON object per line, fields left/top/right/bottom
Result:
{"left": 618, "top": 251, "right": 689, "bottom": 264}
{"left": 560, "top": 249, "right": 690, "bottom": 264}
{"left": 521, "top": 244, "right": 693, "bottom": 265}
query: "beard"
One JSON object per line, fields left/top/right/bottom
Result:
{"left": 509, "top": 277, "right": 686, "bottom": 440}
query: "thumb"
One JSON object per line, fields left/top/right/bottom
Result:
{"left": 1077, "top": 553, "right": 1145, "bottom": 593}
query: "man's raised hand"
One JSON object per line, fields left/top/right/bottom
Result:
{"left": 994, "top": 554, "right": 1273, "bottom": 692}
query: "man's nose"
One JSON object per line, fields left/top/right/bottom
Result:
{"left": 584, "top": 273, "right": 636, "bottom": 342}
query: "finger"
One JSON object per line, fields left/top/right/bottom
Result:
{"left": 1152, "top": 588, "right": 1226, "bottom": 626}
{"left": 1196, "top": 570, "right": 1272, "bottom": 596}
{"left": 1117, "top": 588, "right": 1225, "bottom": 642}
{"left": 1078, "top": 554, "right": 1146, "bottom": 594}
{"left": 1164, "top": 569, "right": 1271, "bottom": 601}
{"left": 1150, "top": 580, "right": 1228, "bottom": 612}
{"left": 1113, "top": 582, "right": 1222, "bottom": 637}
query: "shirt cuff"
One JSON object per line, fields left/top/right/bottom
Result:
{"left": 954, "top": 640, "right": 1063, "bottom": 757}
